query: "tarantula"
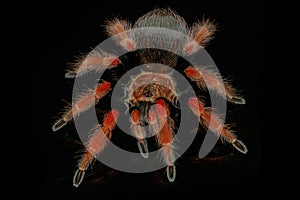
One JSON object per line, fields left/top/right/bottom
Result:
{"left": 52, "top": 8, "right": 247, "bottom": 187}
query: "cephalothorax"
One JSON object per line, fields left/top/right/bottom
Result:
{"left": 53, "top": 8, "right": 247, "bottom": 187}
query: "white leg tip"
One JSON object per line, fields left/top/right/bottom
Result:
{"left": 52, "top": 118, "right": 68, "bottom": 131}
{"left": 65, "top": 71, "right": 76, "bottom": 78}
{"left": 232, "top": 139, "right": 248, "bottom": 154}
{"left": 73, "top": 169, "right": 85, "bottom": 188}
{"left": 167, "top": 165, "right": 176, "bottom": 182}
{"left": 229, "top": 96, "right": 246, "bottom": 104}
{"left": 137, "top": 140, "right": 149, "bottom": 158}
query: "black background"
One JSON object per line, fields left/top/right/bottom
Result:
{"left": 30, "top": 0, "right": 262, "bottom": 198}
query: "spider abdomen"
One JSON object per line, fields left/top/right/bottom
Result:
{"left": 132, "top": 9, "right": 189, "bottom": 67}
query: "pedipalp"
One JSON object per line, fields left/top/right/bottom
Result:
{"left": 151, "top": 99, "right": 177, "bottom": 182}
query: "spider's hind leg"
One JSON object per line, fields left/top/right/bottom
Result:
{"left": 183, "top": 19, "right": 216, "bottom": 55}
{"left": 105, "top": 18, "right": 136, "bottom": 51}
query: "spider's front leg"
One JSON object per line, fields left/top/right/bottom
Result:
{"left": 73, "top": 109, "right": 119, "bottom": 187}
{"left": 52, "top": 80, "right": 111, "bottom": 131}
{"left": 188, "top": 97, "right": 247, "bottom": 154}
{"left": 149, "top": 99, "right": 176, "bottom": 182}
{"left": 185, "top": 66, "right": 245, "bottom": 104}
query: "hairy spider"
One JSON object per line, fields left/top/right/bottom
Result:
{"left": 52, "top": 8, "right": 247, "bottom": 187}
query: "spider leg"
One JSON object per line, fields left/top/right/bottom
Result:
{"left": 52, "top": 81, "right": 111, "bottom": 131}
{"left": 185, "top": 66, "right": 245, "bottom": 104}
{"left": 73, "top": 109, "right": 119, "bottom": 187}
{"left": 65, "top": 50, "right": 120, "bottom": 78}
{"left": 188, "top": 97, "right": 247, "bottom": 154}
{"left": 150, "top": 99, "right": 176, "bottom": 182}
{"left": 130, "top": 108, "right": 149, "bottom": 158}
{"left": 105, "top": 18, "right": 136, "bottom": 51}
{"left": 183, "top": 19, "right": 216, "bottom": 55}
